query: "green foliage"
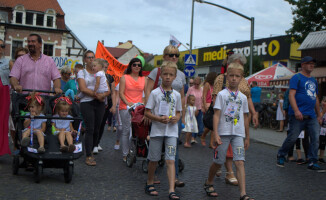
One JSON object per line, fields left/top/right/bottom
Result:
{"left": 142, "top": 63, "right": 155, "bottom": 72}
{"left": 244, "top": 55, "right": 265, "bottom": 77}
{"left": 285, "top": 0, "right": 326, "bottom": 43}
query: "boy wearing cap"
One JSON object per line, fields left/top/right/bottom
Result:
{"left": 277, "top": 56, "right": 325, "bottom": 172}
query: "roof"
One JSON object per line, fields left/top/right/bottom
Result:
{"left": 0, "top": 0, "right": 65, "bottom": 15}
{"left": 105, "top": 47, "right": 129, "bottom": 58}
{"left": 116, "top": 42, "right": 133, "bottom": 49}
{"left": 298, "top": 30, "right": 326, "bottom": 50}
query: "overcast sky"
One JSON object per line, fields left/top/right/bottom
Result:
{"left": 57, "top": 0, "right": 294, "bottom": 55}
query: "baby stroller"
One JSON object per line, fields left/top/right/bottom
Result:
{"left": 11, "top": 89, "right": 83, "bottom": 183}
{"left": 125, "top": 103, "right": 151, "bottom": 172}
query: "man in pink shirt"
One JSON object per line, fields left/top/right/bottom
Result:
{"left": 10, "top": 34, "right": 61, "bottom": 94}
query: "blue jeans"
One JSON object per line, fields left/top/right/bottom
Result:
{"left": 278, "top": 115, "right": 320, "bottom": 164}
{"left": 192, "top": 110, "right": 204, "bottom": 138}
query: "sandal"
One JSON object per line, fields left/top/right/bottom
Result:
{"left": 37, "top": 147, "right": 45, "bottom": 153}
{"left": 60, "top": 145, "right": 68, "bottom": 152}
{"left": 85, "top": 156, "right": 96, "bottom": 166}
{"left": 240, "top": 194, "right": 255, "bottom": 200}
{"left": 215, "top": 169, "right": 222, "bottom": 177}
{"left": 225, "top": 172, "right": 238, "bottom": 186}
{"left": 200, "top": 136, "right": 206, "bottom": 146}
{"left": 145, "top": 184, "right": 158, "bottom": 196}
{"left": 175, "top": 180, "right": 185, "bottom": 187}
{"left": 169, "top": 192, "right": 180, "bottom": 200}
{"left": 204, "top": 181, "right": 218, "bottom": 197}
{"left": 68, "top": 144, "right": 76, "bottom": 153}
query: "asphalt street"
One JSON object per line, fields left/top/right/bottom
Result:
{"left": 0, "top": 127, "right": 325, "bottom": 200}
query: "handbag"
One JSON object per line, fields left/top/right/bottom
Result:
{"left": 203, "top": 75, "right": 227, "bottom": 130}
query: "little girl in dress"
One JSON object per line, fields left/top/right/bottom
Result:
{"left": 183, "top": 95, "right": 198, "bottom": 148}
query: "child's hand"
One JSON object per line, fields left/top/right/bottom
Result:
{"left": 214, "top": 133, "right": 222, "bottom": 146}
{"left": 244, "top": 138, "right": 250, "bottom": 150}
{"left": 169, "top": 116, "right": 178, "bottom": 124}
{"left": 159, "top": 116, "right": 170, "bottom": 124}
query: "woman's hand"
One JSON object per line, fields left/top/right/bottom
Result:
{"left": 110, "top": 106, "right": 116, "bottom": 115}
{"left": 95, "top": 93, "right": 105, "bottom": 102}
{"left": 127, "top": 102, "right": 134, "bottom": 107}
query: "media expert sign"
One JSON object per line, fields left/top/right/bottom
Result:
{"left": 197, "top": 36, "right": 291, "bottom": 66}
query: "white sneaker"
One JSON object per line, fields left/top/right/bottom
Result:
{"left": 93, "top": 147, "right": 99, "bottom": 154}
{"left": 97, "top": 145, "right": 103, "bottom": 151}
{"left": 114, "top": 145, "right": 120, "bottom": 150}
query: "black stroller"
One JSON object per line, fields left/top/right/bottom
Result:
{"left": 11, "top": 89, "right": 83, "bottom": 183}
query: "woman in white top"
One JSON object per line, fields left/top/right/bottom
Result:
{"left": 77, "top": 50, "right": 110, "bottom": 166}
{"left": 276, "top": 93, "right": 285, "bottom": 132}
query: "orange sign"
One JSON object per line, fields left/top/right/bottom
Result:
{"left": 95, "top": 41, "right": 128, "bottom": 86}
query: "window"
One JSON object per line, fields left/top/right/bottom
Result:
{"left": 36, "top": 14, "right": 44, "bottom": 26}
{"left": 26, "top": 12, "right": 33, "bottom": 25}
{"left": 15, "top": 12, "right": 23, "bottom": 24}
{"left": 43, "top": 44, "right": 53, "bottom": 56}
{"left": 11, "top": 41, "right": 23, "bottom": 60}
{"left": 46, "top": 16, "right": 53, "bottom": 27}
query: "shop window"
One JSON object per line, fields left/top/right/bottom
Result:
{"left": 43, "top": 44, "right": 53, "bottom": 56}
{"left": 26, "top": 12, "right": 33, "bottom": 25}
{"left": 15, "top": 12, "right": 23, "bottom": 24}
{"left": 46, "top": 16, "right": 53, "bottom": 27}
{"left": 36, "top": 14, "right": 44, "bottom": 26}
{"left": 11, "top": 41, "right": 23, "bottom": 60}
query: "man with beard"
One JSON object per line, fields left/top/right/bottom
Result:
{"left": 10, "top": 34, "right": 61, "bottom": 94}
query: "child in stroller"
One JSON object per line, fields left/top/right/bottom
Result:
{"left": 20, "top": 93, "right": 47, "bottom": 153}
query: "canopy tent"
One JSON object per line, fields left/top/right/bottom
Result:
{"left": 245, "top": 63, "right": 295, "bottom": 86}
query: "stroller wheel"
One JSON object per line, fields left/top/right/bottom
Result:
{"left": 64, "top": 161, "right": 74, "bottom": 183}
{"left": 178, "top": 159, "right": 185, "bottom": 172}
{"left": 34, "top": 161, "right": 43, "bottom": 183}
{"left": 12, "top": 155, "right": 20, "bottom": 175}
{"left": 126, "top": 154, "right": 135, "bottom": 168}
{"left": 142, "top": 160, "right": 148, "bottom": 173}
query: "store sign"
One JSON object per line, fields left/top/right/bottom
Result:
{"left": 198, "top": 36, "right": 290, "bottom": 66}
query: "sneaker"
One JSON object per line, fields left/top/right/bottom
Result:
{"left": 276, "top": 156, "right": 285, "bottom": 167}
{"left": 296, "top": 159, "right": 306, "bottom": 165}
{"left": 319, "top": 158, "right": 326, "bottom": 164}
{"left": 307, "top": 163, "right": 326, "bottom": 172}
{"left": 114, "top": 145, "right": 120, "bottom": 150}
{"left": 97, "top": 145, "right": 103, "bottom": 151}
{"left": 37, "top": 147, "right": 46, "bottom": 154}
{"left": 93, "top": 147, "right": 99, "bottom": 154}
{"left": 191, "top": 139, "right": 196, "bottom": 144}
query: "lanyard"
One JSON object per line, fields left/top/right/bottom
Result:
{"left": 160, "top": 86, "right": 174, "bottom": 116}
{"left": 226, "top": 88, "right": 239, "bottom": 100}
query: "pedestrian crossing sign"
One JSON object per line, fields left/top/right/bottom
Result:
{"left": 184, "top": 54, "right": 196, "bottom": 66}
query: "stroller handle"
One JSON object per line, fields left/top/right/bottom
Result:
{"left": 20, "top": 89, "right": 61, "bottom": 94}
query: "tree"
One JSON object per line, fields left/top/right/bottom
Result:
{"left": 285, "top": 0, "right": 326, "bottom": 43}
{"left": 244, "top": 55, "right": 264, "bottom": 77}
{"left": 142, "top": 63, "right": 154, "bottom": 72}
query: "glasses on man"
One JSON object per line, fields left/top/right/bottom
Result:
{"left": 132, "top": 63, "right": 142, "bottom": 67}
{"left": 86, "top": 56, "right": 94, "bottom": 59}
{"left": 0, "top": 44, "right": 5, "bottom": 49}
{"left": 168, "top": 54, "right": 180, "bottom": 58}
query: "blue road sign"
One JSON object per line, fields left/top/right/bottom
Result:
{"left": 184, "top": 66, "right": 196, "bottom": 77}
{"left": 184, "top": 54, "right": 196, "bottom": 66}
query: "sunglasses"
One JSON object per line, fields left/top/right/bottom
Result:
{"left": 86, "top": 56, "right": 94, "bottom": 59}
{"left": 0, "top": 44, "right": 5, "bottom": 49}
{"left": 168, "top": 54, "right": 180, "bottom": 58}
{"left": 132, "top": 63, "right": 142, "bottom": 67}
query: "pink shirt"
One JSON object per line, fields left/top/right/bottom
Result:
{"left": 186, "top": 86, "right": 203, "bottom": 110}
{"left": 10, "top": 53, "right": 61, "bottom": 91}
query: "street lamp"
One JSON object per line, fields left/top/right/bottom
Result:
{"left": 191, "top": 0, "right": 255, "bottom": 75}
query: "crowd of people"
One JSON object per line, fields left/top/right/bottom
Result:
{"left": 1, "top": 33, "right": 325, "bottom": 200}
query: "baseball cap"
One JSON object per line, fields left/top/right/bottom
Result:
{"left": 301, "top": 56, "right": 316, "bottom": 63}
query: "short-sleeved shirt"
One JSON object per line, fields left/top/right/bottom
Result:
{"left": 10, "top": 53, "right": 61, "bottom": 91}
{"left": 63, "top": 79, "right": 78, "bottom": 95}
{"left": 148, "top": 68, "right": 186, "bottom": 93}
{"left": 213, "top": 74, "right": 251, "bottom": 98}
{"left": 96, "top": 71, "right": 109, "bottom": 92}
{"left": 26, "top": 113, "right": 47, "bottom": 130}
{"left": 251, "top": 86, "right": 262, "bottom": 103}
{"left": 186, "top": 86, "right": 203, "bottom": 110}
{"left": 214, "top": 89, "right": 249, "bottom": 137}
{"left": 52, "top": 114, "right": 73, "bottom": 131}
{"left": 288, "top": 73, "right": 318, "bottom": 118}
{"left": 77, "top": 69, "right": 96, "bottom": 103}
{"left": 146, "top": 87, "right": 182, "bottom": 138}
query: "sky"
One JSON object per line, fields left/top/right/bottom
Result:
{"left": 57, "top": 0, "right": 294, "bottom": 55}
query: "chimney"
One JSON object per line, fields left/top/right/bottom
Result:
{"left": 127, "top": 40, "right": 133, "bottom": 44}
{"left": 119, "top": 42, "right": 123, "bottom": 45}
{"left": 101, "top": 40, "right": 104, "bottom": 45}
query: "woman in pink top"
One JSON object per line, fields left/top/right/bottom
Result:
{"left": 185, "top": 77, "right": 203, "bottom": 144}
{"left": 119, "top": 58, "right": 146, "bottom": 162}
{"left": 200, "top": 72, "right": 217, "bottom": 147}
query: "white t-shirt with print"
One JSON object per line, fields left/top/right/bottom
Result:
{"left": 146, "top": 87, "right": 182, "bottom": 138}
{"left": 77, "top": 69, "right": 96, "bottom": 102}
{"left": 95, "top": 71, "right": 108, "bottom": 93}
{"left": 214, "top": 89, "right": 249, "bottom": 137}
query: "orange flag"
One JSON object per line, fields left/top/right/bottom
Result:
{"left": 95, "top": 41, "right": 128, "bottom": 86}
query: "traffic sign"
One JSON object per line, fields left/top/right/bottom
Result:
{"left": 184, "top": 54, "right": 196, "bottom": 65}
{"left": 184, "top": 66, "right": 196, "bottom": 77}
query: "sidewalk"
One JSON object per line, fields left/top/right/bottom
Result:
{"left": 249, "top": 127, "right": 286, "bottom": 147}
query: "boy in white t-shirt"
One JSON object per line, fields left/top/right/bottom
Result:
{"left": 204, "top": 63, "right": 254, "bottom": 200}
{"left": 145, "top": 61, "right": 182, "bottom": 200}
